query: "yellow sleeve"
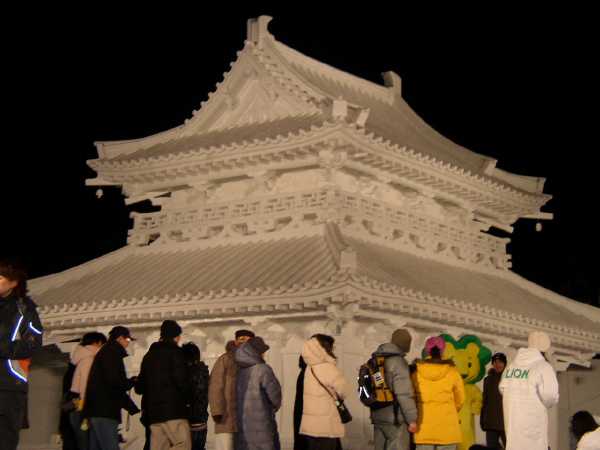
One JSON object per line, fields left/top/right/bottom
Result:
{"left": 471, "top": 384, "right": 483, "bottom": 415}
{"left": 453, "top": 370, "right": 466, "bottom": 411}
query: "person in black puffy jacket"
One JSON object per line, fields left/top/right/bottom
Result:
{"left": 135, "top": 320, "right": 191, "bottom": 450}
{"left": 83, "top": 326, "right": 139, "bottom": 450}
{"left": 182, "top": 342, "right": 209, "bottom": 450}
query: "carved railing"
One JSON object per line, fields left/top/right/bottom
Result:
{"left": 128, "top": 188, "right": 509, "bottom": 269}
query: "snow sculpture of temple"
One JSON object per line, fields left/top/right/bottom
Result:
{"left": 23, "top": 16, "right": 600, "bottom": 450}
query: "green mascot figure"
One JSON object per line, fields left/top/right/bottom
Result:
{"left": 436, "top": 334, "right": 491, "bottom": 450}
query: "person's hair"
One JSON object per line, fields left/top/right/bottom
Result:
{"left": 312, "top": 333, "right": 336, "bottom": 359}
{"left": 571, "top": 410, "right": 599, "bottom": 440}
{"left": 469, "top": 445, "right": 492, "bottom": 450}
{"left": 430, "top": 346, "right": 442, "bottom": 359}
{"left": 181, "top": 342, "right": 201, "bottom": 365}
{"left": 81, "top": 332, "right": 107, "bottom": 346}
{"left": 0, "top": 258, "right": 28, "bottom": 298}
{"left": 108, "top": 326, "right": 130, "bottom": 341}
{"left": 235, "top": 329, "right": 255, "bottom": 339}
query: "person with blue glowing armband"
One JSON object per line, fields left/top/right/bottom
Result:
{"left": 0, "top": 259, "right": 43, "bottom": 450}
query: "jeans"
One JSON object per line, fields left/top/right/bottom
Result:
{"left": 374, "top": 423, "right": 410, "bottom": 450}
{"left": 89, "top": 417, "right": 120, "bottom": 450}
{"left": 69, "top": 410, "right": 89, "bottom": 450}
{"left": 0, "top": 391, "right": 27, "bottom": 450}
{"left": 191, "top": 430, "right": 207, "bottom": 450}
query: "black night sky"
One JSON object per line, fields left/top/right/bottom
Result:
{"left": 2, "top": 7, "right": 598, "bottom": 307}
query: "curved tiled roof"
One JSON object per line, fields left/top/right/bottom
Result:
{"left": 31, "top": 225, "right": 600, "bottom": 339}
{"left": 33, "top": 234, "right": 338, "bottom": 307}
{"left": 113, "top": 113, "right": 326, "bottom": 162}
{"left": 347, "top": 237, "right": 597, "bottom": 333}
{"left": 279, "top": 47, "right": 493, "bottom": 176}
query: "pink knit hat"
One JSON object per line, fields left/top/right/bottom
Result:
{"left": 425, "top": 336, "right": 446, "bottom": 356}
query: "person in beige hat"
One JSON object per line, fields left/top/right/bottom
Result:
{"left": 499, "top": 330, "right": 559, "bottom": 450}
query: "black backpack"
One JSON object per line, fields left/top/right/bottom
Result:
{"left": 357, "top": 355, "right": 395, "bottom": 409}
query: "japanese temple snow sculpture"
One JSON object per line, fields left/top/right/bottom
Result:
{"left": 23, "top": 16, "right": 600, "bottom": 450}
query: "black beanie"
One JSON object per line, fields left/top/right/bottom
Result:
{"left": 492, "top": 352, "right": 507, "bottom": 365}
{"left": 160, "top": 320, "right": 182, "bottom": 340}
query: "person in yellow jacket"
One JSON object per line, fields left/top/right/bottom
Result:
{"left": 411, "top": 337, "right": 465, "bottom": 450}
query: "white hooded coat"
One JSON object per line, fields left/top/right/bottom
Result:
{"left": 499, "top": 347, "right": 559, "bottom": 450}
{"left": 70, "top": 344, "right": 100, "bottom": 401}
{"left": 300, "top": 338, "right": 349, "bottom": 438}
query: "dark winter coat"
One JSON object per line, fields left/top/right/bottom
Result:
{"left": 83, "top": 340, "right": 137, "bottom": 422}
{"left": 235, "top": 342, "right": 282, "bottom": 450}
{"left": 135, "top": 340, "right": 190, "bottom": 425}
{"left": 370, "top": 343, "right": 418, "bottom": 426}
{"left": 0, "top": 294, "right": 43, "bottom": 392}
{"left": 208, "top": 341, "right": 238, "bottom": 433}
{"left": 188, "top": 360, "right": 210, "bottom": 425}
{"left": 480, "top": 368, "right": 505, "bottom": 432}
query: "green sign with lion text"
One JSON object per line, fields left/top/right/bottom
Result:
{"left": 504, "top": 367, "right": 529, "bottom": 379}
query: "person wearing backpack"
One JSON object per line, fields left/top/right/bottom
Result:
{"left": 366, "top": 329, "right": 418, "bottom": 450}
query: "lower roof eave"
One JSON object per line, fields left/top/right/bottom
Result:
{"left": 39, "top": 279, "right": 600, "bottom": 358}
{"left": 348, "top": 281, "right": 600, "bottom": 357}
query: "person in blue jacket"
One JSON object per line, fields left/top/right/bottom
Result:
{"left": 235, "top": 336, "right": 282, "bottom": 450}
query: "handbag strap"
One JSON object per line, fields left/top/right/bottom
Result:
{"left": 310, "top": 367, "right": 339, "bottom": 402}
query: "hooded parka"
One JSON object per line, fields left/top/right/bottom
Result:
{"left": 499, "top": 347, "right": 559, "bottom": 450}
{"left": 411, "top": 359, "right": 465, "bottom": 445}
{"left": 299, "top": 338, "right": 349, "bottom": 439}
{"left": 235, "top": 341, "right": 282, "bottom": 450}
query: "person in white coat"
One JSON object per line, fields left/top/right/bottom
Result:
{"left": 499, "top": 331, "right": 559, "bottom": 450}
{"left": 300, "top": 334, "right": 349, "bottom": 450}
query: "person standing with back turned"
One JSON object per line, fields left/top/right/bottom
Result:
{"left": 499, "top": 331, "right": 559, "bottom": 450}
{"left": 208, "top": 329, "right": 255, "bottom": 450}
{"left": 370, "top": 329, "right": 418, "bottom": 450}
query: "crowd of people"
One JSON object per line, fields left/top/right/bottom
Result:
{"left": 1, "top": 258, "right": 599, "bottom": 450}
{"left": 59, "top": 322, "right": 353, "bottom": 450}
{"left": 56, "top": 324, "right": 600, "bottom": 450}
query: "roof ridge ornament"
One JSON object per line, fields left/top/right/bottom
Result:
{"left": 331, "top": 98, "right": 349, "bottom": 121}
{"left": 355, "top": 108, "right": 370, "bottom": 128}
{"left": 247, "top": 16, "right": 273, "bottom": 48}
{"left": 382, "top": 71, "right": 402, "bottom": 99}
